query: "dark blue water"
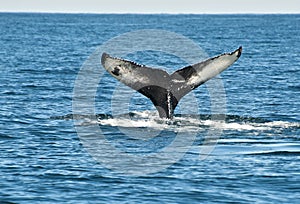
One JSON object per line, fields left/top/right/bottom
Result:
{"left": 1, "top": 13, "right": 300, "bottom": 203}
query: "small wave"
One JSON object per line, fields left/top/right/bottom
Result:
{"left": 248, "top": 151, "right": 300, "bottom": 156}
{"left": 50, "top": 113, "right": 110, "bottom": 120}
{"left": 0, "top": 133, "right": 14, "bottom": 139}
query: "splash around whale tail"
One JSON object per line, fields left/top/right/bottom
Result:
{"left": 101, "top": 47, "right": 242, "bottom": 119}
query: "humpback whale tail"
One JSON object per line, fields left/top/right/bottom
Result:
{"left": 101, "top": 47, "right": 242, "bottom": 119}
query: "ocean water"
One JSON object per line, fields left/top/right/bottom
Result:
{"left": 0, "top": 13, "right": 299, "bottom": 203}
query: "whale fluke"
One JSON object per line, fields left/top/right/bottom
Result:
{"left": 101, "top": 47, "right": 242, "bottom": 119}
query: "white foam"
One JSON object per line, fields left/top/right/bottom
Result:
{"left": 221, "top": 122, "right": 271, "bottom": 131}
{"left": 95, "top": 111, "right": 300, "bottom": 132}
{"left": 263, "top": 121, "right": 300, "bottom": 128}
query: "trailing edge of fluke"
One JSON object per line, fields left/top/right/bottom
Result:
{"left": 101, "top": 46, "right": 242, "bottom": 119}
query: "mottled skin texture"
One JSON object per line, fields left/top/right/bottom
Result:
{"left": 101, "top": 47, "right": 242, "bottom": 119}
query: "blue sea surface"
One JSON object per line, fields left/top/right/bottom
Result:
{"left": 0, "top": 13, "right": 300, "bottom": 203}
